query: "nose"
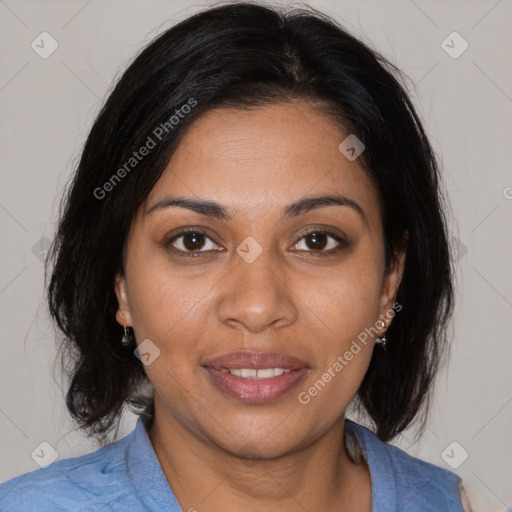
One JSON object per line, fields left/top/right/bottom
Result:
{"left": 216, "top": 247, "right": 299, "bottom": 334}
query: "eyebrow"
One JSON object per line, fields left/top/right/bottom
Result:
{"left": 144, "top": 194, "right": 367, "bottom": 225}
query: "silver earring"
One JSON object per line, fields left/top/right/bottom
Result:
{"left": 376, "top": 319, "right": 387, "bottom": 350}
{"left": 121, "top": 326, "right": 131, "bottom": 346}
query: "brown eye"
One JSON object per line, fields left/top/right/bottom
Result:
{"left": 304, "top": 232, "right": 329, "bottom": 250}
{"left": 165, "top": 230, "right": 220, "bottom": 255}
{"left": 293, "top": 230, "right": 347, "bottom": 254}
{"left": 181, "top": 232, "right": 206, "bottom": 251}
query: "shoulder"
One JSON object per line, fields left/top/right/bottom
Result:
{"left": 346, "top": 420, "right": 465, "bottom": 512}
{"left": 385, "top": 440, "right": 464, "bottom": 510}
{"left": 0, "top": 430, "right": 140, "bottom": 512}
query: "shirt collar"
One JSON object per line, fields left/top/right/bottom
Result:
{"left": 126, "top": 411, "right": 182, "bottom": 511}
{"left": 125, "top": 410, "right": 390, "bottom": 511}
{"left": 345, "top": 419, "right": 397, "bottom": 512}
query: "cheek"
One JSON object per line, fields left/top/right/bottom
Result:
{"left": 124, "top": 244, "right": 213, "bottom": 348}
{"left": 295, "top": 264, "right": 382, "bottom": 415}
{"left": 306, "top": 248, "right": 384, "bottom": 343}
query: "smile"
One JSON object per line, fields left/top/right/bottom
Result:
{"left": 219, "top": 367, "right": 292, "bottom": 379}
{"left": 204, "top": 366, "right": 308, "bottom": 404}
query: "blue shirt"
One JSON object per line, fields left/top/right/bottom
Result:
{"left": 0, "top": 413, "right": 464, "bottom": 511}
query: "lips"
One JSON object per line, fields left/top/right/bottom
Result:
{"left": 202, "top": 351, "right": 310, "bottom": 404}
{"left": 203, "top": 351, "right": 309, "bottom": 370}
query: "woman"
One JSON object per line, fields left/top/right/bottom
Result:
{"left": 0, "top": 2, "right": 471, "bottom": 510}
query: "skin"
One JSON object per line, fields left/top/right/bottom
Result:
{"left": 115, "top": 100, "right": 406, "bottom": 512}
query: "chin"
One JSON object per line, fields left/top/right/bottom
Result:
{"left": 202, "top": 420, "right": 311, "bottom": 461}
{"left": 223, "top": 437, "right": 301, "bottom": 461}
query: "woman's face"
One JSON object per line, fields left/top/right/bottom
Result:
{"left": 115, "top": 100, "right": 404, "bottom": 458}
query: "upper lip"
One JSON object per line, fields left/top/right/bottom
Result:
{"left": 203, "top": 351, "right": 309, "bottom": 370}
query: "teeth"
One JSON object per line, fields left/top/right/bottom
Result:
{"left": 222, "top": 368, "right": 292, "bottom": 379}
{"left": 255, "top": 368, "right": 275, "bottom": 378}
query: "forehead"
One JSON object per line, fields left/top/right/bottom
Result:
{"left": 141, "top": 101, "right": 380, "bottom": 226}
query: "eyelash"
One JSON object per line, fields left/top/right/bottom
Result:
{"left": 164, "top": 228, "right": 348, "bottom": 258}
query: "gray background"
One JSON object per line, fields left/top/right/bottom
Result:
{"left": 1, "top": 1, "right": 511, "bottom": 510}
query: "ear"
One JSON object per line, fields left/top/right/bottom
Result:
{"left": 379, "top": 233, "right": 407, "bottom": 322}
{"left": 114, "top": 273, "right": 133, "bottom": 327}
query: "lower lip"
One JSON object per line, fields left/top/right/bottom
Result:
{"left": 205, "top": 367, "right": 308, "bottom": 404}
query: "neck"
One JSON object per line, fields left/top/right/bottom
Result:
{"left": 147, "top": 399, "right": 371, "bottom": 511}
